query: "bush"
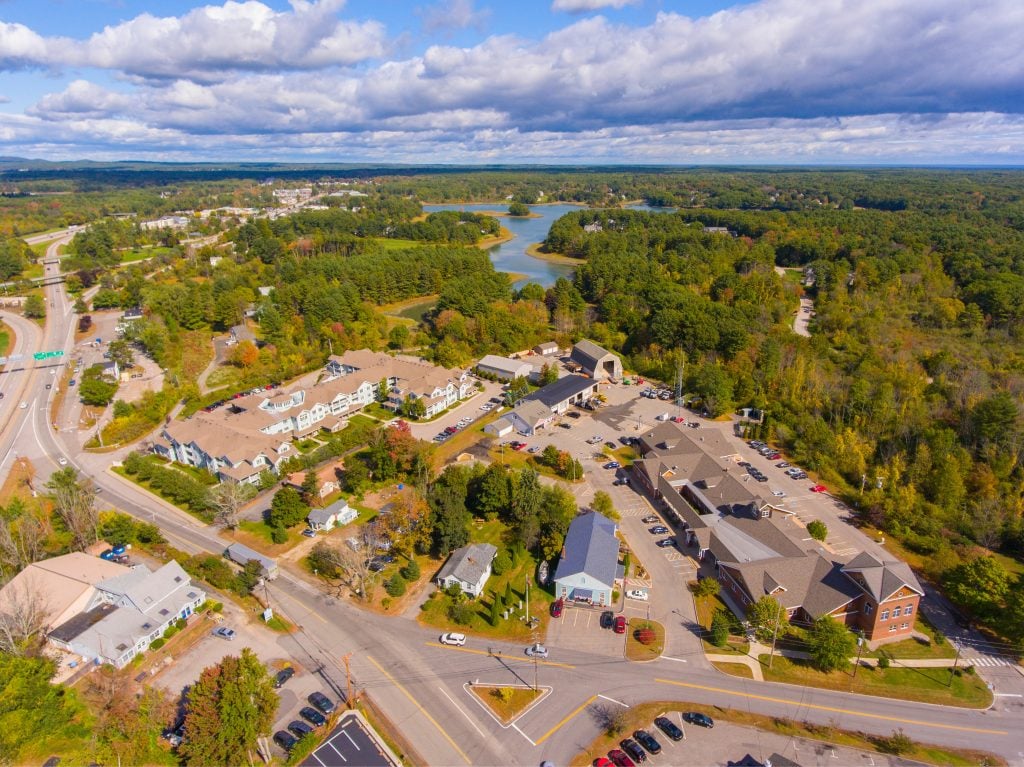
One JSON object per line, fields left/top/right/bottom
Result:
{"left": 876, "top": 654, "right": 890, "bottom": 669}
{"left": 693, "top": 577, "right": 720, "bottom": 598}
{"left": 880, "top": 728, "right": 914, "bottom": 755}
{"left": 710, "top": 609, "right": 730, "bottom": 647}
{"left": 149, "top": 638, "right": 166, "bottom": 650}
{"left": 270, "top": 525, "right": 288, "bottom": 544}
{"left": 385, "top": 573, "right": 407, "bottom": 597}
{"left": 491, "top": 550, "right": 513, "bottom": 576}
{"left": 163, "top": 626, "right": 179, "bottom": 640}
{"left": 635, "top": 627, "right": 656, "bottom": 645}
{"left": 448, "top": 602, "right": 476, "bottom": 625}
{"left": 175, "top": 618, "right": 187, "bottom": 630}
{"left": 400, "top": 559, "right": 421, "bottom": 580}
{"left": 807, "top": 520, "right": 828, "bottom": 541}
{"left": 211, "top": 601, "right": 224, "bottom": 613}
{"left": 445, "top": 582, "right": 464, "bottom": 600}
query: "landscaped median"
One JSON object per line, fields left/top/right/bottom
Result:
{"left": 467, "top": 683, "right": 548, "bottom": 725}
{"left": 624, "top": 619, "right": 665, "bottom": 661}
{"left": 568, "top": 700, "right": 1005, "bottom": 767}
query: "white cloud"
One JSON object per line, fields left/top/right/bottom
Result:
{"left": 552, "top": 0, "right": 640, "bottom": 11}
{"left": 420, "top": 0, "right": 491, "bottom": 33}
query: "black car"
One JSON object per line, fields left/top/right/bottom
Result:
{"left": 654, "top": 716, "right": 684, "bottom": 741}
{"left": 288, "top": 720, "right": 313, "bottom": 738}
{"left": 656, "top": 538, "right": 676, "bottom": 548}
{"left": 619, "top": 738, "right": 648, "bottom": 763}
{"left": 633, "top": 729, "right": 662, "bottom": 755}
{"left": 309, "top": 691, "right": 337, "bottom": 714}
{"left": 300, "top": 706, "right": 327, "bottom": 727}
{"left": 683, "top": 711, "right": 714, "bottom": 728}
{"left": 600, "top": 611, "right": 615, "bottom": 629}
{"left": 274, "top": 667, "right": 295, "bottom": 688}
{"left": 273, "top": 730, "right": 298, "bottom": 751}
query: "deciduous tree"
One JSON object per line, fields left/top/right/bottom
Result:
{"left": 808, "top": 615, "right": 855, "bottom": 673}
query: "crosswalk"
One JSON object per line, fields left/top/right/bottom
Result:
{"left": 961, "top": 656, "right": 1016, "bottom": 667}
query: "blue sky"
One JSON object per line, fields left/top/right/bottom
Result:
{"left": 0, "top": 0, "right": 1021, "bottom": 163}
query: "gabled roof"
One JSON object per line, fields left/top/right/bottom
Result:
{"left": 841, "top": 552, "right": 924, "bottom": 601}
{"left": 520, "top": 375, "right": 596, "bottom": 408}
{"left": 436, "top": 543, "right": 497, "bottom": 586}
{"left": 570, "top": 339, "right": 613, "bottom": 368}
{"left": 720, "top": 553, "right": 860, "bottom": 616}
{"left": 554, "top": 512, "right": 619, "bottom": 589}
{"left": 512, "top": 399, "right": 552, "bottom": 428}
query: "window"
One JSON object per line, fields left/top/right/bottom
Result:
{"left": 901, "top": 622, "right": 909, "bottom": 629}
{"left": 881, "top": 609, "right": 890, "bottom": 620}
{"left": 904, "top": 604, "right": 913, "bottom": 615}
{"left": 863, "top": 603, "right": 873, "bottom": 616}
{"left": 892, "top": 606, "right": 901, "bottom": 617}
{"left": 889, "top": 624, "right": 897, "bottom": 632}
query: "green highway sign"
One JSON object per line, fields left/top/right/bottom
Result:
{"left": 32, "top": 350, "right": 65, "bottom": 361}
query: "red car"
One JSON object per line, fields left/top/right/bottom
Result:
{"left": 810, "top": 484, "right": 827, "bottom": 493}
{"left": 767, "top": 452, "right": 782, "bottom": 460}
{"left": 614, "top": 615, "right": 627, "bottom": 634}
{"left": 607, "top": 750, "right": 636, "bottom": 767}
{"left": 594, "top": 759, "right": 614, "bottom": 767}
{"left": 671, "top": 416, "right": 685, "bottom": 423}
{"left": 551, "top": 598, "right": 564, "bottom": 618}
{"left": 513, "top": 441, "right": 527, "bottom": 451}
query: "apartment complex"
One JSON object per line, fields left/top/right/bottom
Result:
{"left": 633, "top": 422, "right": 922, "bottom": 642}
{"left": 152, "top": 350, "right": 470, "bottom": 484}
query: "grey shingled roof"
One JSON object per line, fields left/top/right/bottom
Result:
{"left": 436, "top": 543, "right": 497, "bottom": 586}
{"left": 554, "top": 512, "right": 619, "bottom": 588}
{"left": 307, "top": 507, "right": 336, "bottom": 526}
{"left": 513, "top": 399, "right": 553, "bottom": 428}
{"left": 841, "top": 552, "right": 924, "bottom": 601}
{"left": 721, "top": 553, "right": 859, "bottom": 616}
{"left": 520, "top": 375, "right": 596, "bottom": 408}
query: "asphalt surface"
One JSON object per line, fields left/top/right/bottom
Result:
{"left": 3, "top": 230, "right": 1023, "bottom": 767}
{"left": 301, "top": 711, "right": 398, "bottom": 767}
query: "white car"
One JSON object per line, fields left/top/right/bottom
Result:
{"left": 440, "top": 632, "right": 466, "bottom": 646}
{"left": 19, "top": 402, "right": 27, "bottom": 409}
{"left": 626, "top": 589, "right": 649, "bottom": 601}
{"left": 58, "top": 458, "right": 68, "bottom": 466}
{"left": 771, "top": 488, "right": 786, "bottom": 497}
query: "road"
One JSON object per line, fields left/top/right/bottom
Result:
{"left": 2, "top": 248, "right": 1022, "bottom": 766}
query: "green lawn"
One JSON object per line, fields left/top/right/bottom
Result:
{"left": 368, "top": 237, "right": 425, "bottom": 251}
{"left": 469, "top": 685, "right": 542, "bottom": 724}
{"left": 866, "top": 617, "right": 956, "bottom": 660}
{"left": 758, "top": 654, "right": 992, "bottom": 708}
{"left": 419, "top": 520, "right": 554, "bottom": 641}
{"left": 120, "top": 246, "right": 174, "bottom": 263}
{"left": 625, "top": 619, "right": 665, "bottom": 661}
{"left": 693, "top": 591, "right": 750, "bottom": 655}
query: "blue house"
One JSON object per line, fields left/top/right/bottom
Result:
{"left": 553, "top": 512, "right": 622, "bottom": 607}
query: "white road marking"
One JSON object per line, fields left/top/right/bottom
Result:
{"left": 597, "top": 694, "right": 629, "bottom": 707}
{"left": 660, "top": 656, "right": 689, "bottom": 663}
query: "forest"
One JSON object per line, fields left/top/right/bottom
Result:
{"left": 6, "top": 166, "right": 1023, "bottom": 648}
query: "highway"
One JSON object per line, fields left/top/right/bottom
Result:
{"left": 0, "top": 229, "right": 1021, "bottom": 766}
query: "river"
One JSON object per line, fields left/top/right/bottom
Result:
{"left": 422, "top": 203, "right": 584, "bottom": 288}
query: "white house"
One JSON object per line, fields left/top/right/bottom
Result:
{"left": 435, "top": 543, "right": 497, "bottom": 598}
{"left": 307, "top": 499, "right": 358, "bottom": 531}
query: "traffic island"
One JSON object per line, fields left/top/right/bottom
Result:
{"left": 467, "top": 683, "right": 548, "bottom": 726}
{"left": 625, "top": 619, "right": 665, "bottom": 661}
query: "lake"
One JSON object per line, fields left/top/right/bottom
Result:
{"left": 423, "top": 202, "right": 583, "bottom": 288}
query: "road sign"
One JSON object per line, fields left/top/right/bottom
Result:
{"left": 32, "top": 350, "right": 65, "bottom": 361}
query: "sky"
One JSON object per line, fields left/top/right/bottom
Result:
{"left": 0, "top": 0, "right": 1022, "bottom": 164}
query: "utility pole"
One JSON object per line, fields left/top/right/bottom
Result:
{"left": 342, "top": 652, "right": 354, "bottom": 707}
{"left": 524, "top": 575, "right": 530, "bottom": 624}
{"left": 768, "top": 612, "right": 780, "bottom": 669}
{"left": 949, "top": 641, "right": 962, "bottom": 687}
{"left": 852, "top": 631, "right": 864, "bottom": 679}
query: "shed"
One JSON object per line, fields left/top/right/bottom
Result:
{"left": 225, "top": 542, "right": 279, "bottom": 580}
{"left": 484, "top": 416, "right": 515, "bottom": 437}
{"left": 533, "top": 342, "right": 559, "bottom": 356}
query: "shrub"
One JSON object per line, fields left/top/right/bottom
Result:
{"left": 880, "top": 728, "right": 914, "bottom": 755}
{"left": 448, "top": 602, "right": 476, "bottom": 625}
{"left": 211, "top": 601, "right": 224, "bottom": 613}
{"left": 163, "top": 626, "right": 179, "bottom": 640}
{"left": 877, "top": 654, "right": 890, "bottom": 669}
{"left": 710, "top": 609, "right": 730, "bottom": 647}
{"left": 495, "top": 687, "right": 514, "bottom": 703}
{"left": 400, "top": 559, "right": 421, "bottom": 580}
{"left": 635, "top": 627, "right": 656, "bottom": 645}
{"left": 385, "top": 573, "right": 407, "bottom": 597}
{"left": 807, "top": 520, "right": 828, "bottom": 541}
{"left": 270, "top": 525, "right": 288, "bottom": 544}
{"left": 445, "top": 582, "right": 464, "bottom": 600}
{"left": 149, "top": 638, "right": 166, "bottom": 650}
{"left": 491, "top": 550, "right": 513, "bottom": 576}
{"left": 381, "top": 597, "right": 392, "bottom": 611}
{"left": 175, "top": 618, "right": 187, "bottom": 630}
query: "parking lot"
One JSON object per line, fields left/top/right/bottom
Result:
{"left": 299, "top": 711, "right": 399, "bottom": 767}
{"left": 546, "top": 603, "right": 627, "bottom": 656}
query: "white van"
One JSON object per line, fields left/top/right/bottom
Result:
{"left": 656, "top": 412, "right": 671, "bottom": 421}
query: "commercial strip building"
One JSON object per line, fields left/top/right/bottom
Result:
{"left": 152, "top": 350, "right": 471, "bottom": 484}
{"left": 0, "top": 553, "right": 206, "bottom": 668}
{"left": 632, "top": 422, "right": 922, "bottom": 643}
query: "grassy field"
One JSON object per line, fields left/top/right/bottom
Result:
{"left": 865, "top": 617, "right": 956, "bottom": 660}
{"left": 693, "top": 591, "right": 750, "bottom": 655}
{"left": 711, "top": 661, "right": 754, "bottom": 678}
{"left": 758, "top": 654, "right": 992, "bottom": 708}
{"left": 567, "top": 700, "right": 1004, "bottom": 767}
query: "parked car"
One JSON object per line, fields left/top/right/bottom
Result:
{"left": 308, "top": 691, "right": 336, "bottom": 715}
{"left": 810, "top": 484, "right": 827, "bottom": 493}
{"left": 274, "top": 667, "right": 295, "bottom": 688}
{"left": 603, "top": 461, "right": 621, "bottom": 469}
{"left": 525, "top": 643, "right": 549, "bottom": 658}
{"left": 656, "top": 538, "right": 676, "bottom": 548}
{"left": 654, "top": 716, "right": 684, "bottom": 741}
{"left": 587, "top": 435, "right": 603, "bottom": 444}
{"left": 288, "top": 720, "right": 313, "bottom": 739}
{"left": 767, "top": 452, "right": 782, "bottom": 460}
{"left": 671, "top": 415, "right": 685, "bottom": 423}
{"left": 771, "top": 489, "right": 786, "bottom": 497}
{"left": 614, "top": 615, "right": 627, "bottom": 634}
{"left": 612, "top": 477, "right": 630, "bottom": 486}
{"left": 619, "top": 738, "right": 647, "bottom": 763}
{"left": 607, "top": 749, "right": 636, "bottom": 767}
{"left": 212, "top": 627, "right": 235, "bottom": 641}
{"left": 440, "top": 632, "right": 466, "bottom": 646}
{"left": 776, "top": 461, "right": 790, "bottom": 468}
{"left": 300, "top": 707, "right": 327, "bottom": 727}
{"left": 633, "top": 729, "right": 662, "bottom": 755}
{"left": 273, "top": 731, "right": 298, "bottom": 751}
{"left": 567, "top": 411, "right": 581, "bottom": 418}
{"left": 594, "top": 758, "right": 614, "bottom": 767}
{"left": 641, "top": 515, "right": 660, "bottom": 524}
{"left": 604, "top": 441, "right": 617, "bottom": 450}
{"left": 683, "top": 712, "right": 714, "bottom": 728}
{"left": 649, "top": 525, "right": 669, "bottom": 534}
{"left": 559, "top": 423, "right": 572, "bottom": 429}
{"left": 626, "top": 589, "right": 649, "bottom": 601}
{"left": 301, "top": 528, "right": 316, "bottom": 538}
{"left": 600, "top": 611, "right": 615, "bottom": 629}
{"left": 551, "top": 599, "right": 564, "bottom": 618}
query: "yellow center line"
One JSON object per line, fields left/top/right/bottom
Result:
{"left": 535, "top": 694, "right": 597, "bottom": 745}
{"left": 654, "top": 678, "right": 1009, "bottom": 736}
{"left": 424, "top": 642, "right": 576, "bottom": 669}
{"left": 366, "top": 654, "right": 471, "bottom": 764}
